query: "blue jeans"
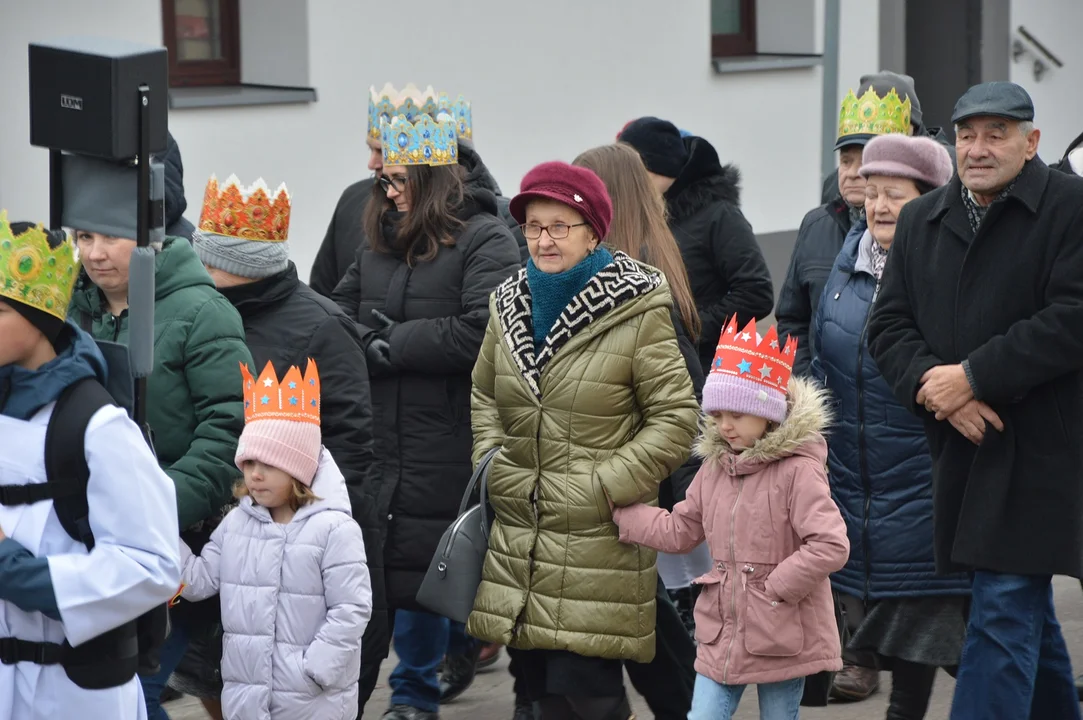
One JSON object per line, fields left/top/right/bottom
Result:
{"left": 140, "top": 619, "right": 190, "bottom": 720}
{"left": 688, "top": 673, "right": 804, "bottom": 720}
{"left": 389, "top": 610, "right": 473, "bottom": 712}
{"left": 951, "top": 572, "right": 1080, "bottom": 720}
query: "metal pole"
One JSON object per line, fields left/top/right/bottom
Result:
{"left": 49, "top": 150, "right": 62, "bottom": 230}
{"left": 821, "top": 0, "right": 842, "bottom": 184}
{"left": 133, "top": 85, "right": 151, "bottom": 434}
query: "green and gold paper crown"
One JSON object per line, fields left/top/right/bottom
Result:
{"left": 0, "top": 210, "right": 80, "bottom": 321}
{"left": 837, "top": 87, "right": 912, "bottom": 141}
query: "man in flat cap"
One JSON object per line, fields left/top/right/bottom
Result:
{"left": 867, "top": 81, "right": 1083, "bottom": 718}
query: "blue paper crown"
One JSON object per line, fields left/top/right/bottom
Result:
{"left": 436, "top": 93, "right": 472, "bottom": 139}
{"left": 381, "top": 113, "right": 459, "bottom": 167}
{"left": 368, "top": 83, "right": 437, "bottom": 139}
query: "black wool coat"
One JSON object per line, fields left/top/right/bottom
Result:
{"left": 332, "top": 186, "right": 521, "bottom": 612}
{"left": 664, "top": 137, "right": 775, "bottom": 371}
{"left": 867, "top": 159, "right": 1083, "bottom": 578}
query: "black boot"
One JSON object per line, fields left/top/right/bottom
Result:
{"left": 438, "top": 642, "right": 482, "bottom": 704}
{"left": 885, "top": 661, "right": 937, "bottom": 720}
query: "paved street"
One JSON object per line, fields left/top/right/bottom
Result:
{"left": 167, "top": 576, "right": 1083, "bottom": 719}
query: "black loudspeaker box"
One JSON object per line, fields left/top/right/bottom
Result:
{"left": 29, "top": 36, "right": 167, "bottom": 160}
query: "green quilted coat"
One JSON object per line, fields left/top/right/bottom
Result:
{"left": 69, "top": 237, "right": 252, "bottom": 530}
{"left": 467, "top": 251, "right": 699, "bottom": 663}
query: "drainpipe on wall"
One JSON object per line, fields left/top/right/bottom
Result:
{"left": 821, "top": 0, "right": 841, "bottom": 185}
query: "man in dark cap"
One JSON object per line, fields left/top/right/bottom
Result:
{"left": 619, "top": 117, "right": 775, "bottom": 372}
{"left": 868, "top": 81, "right": 1083, "bottom": 719}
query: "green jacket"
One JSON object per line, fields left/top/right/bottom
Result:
{"left": 467, "top": 251, "right": 699, "bottom": 663}
{"left": 69, "top": 238, "right": 252, "bottom": 529}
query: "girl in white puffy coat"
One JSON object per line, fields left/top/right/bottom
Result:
{"left": 180, "top": 360, "right": 371, "bottom": 720}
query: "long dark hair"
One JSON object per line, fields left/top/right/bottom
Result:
{"left": 365, "top": 164, "right": 467, "bottom": 266}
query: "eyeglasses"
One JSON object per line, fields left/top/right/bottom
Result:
{"left": 378, "top": 175, "right": 407, "bottom": 193}
{"left": 519, "top": 222, "right": 588, "bottom": 240}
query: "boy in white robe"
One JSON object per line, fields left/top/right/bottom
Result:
{"left": 0, "top": 212, "right": 181, "bottom": 720}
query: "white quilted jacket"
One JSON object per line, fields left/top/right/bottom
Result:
{"left": 180, "top": 448, "right": 371, "bottom": 720}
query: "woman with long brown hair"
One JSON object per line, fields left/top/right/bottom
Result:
{"left": 571, "top": 143, "right": 707, "bottom": 718}
{"left": 333, "top": 111, "right": 521, "bottom": 720}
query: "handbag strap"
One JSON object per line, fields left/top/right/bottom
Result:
{"left": 457, "top": 447, "right": 500, "bottom": 517}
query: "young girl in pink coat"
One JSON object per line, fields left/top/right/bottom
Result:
{"left": 613, "top": 317, "right": 849, "bottom": 720}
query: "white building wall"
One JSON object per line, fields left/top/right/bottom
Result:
{"left": 1009, "top": 0, "right": 1082, "bottom": 163}
{"left": 1, "top": 0, "right": 879, "bottom": 279}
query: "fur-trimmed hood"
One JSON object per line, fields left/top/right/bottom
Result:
{"left": 695, "top": 376, "right": 831, "bottom": 473}
{"left": 665, "top": 136, "right": 742, "bottom": 223}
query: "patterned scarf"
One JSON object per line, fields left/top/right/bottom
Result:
{"left": 870, "top": 241, "right": 890, "bottom": 281}
{"left": 961, "top": 181, "right": 1016, "bottom": 235}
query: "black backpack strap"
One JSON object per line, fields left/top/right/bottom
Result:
{"left": 44, "top": 378, "right": 115, "bottom": 551}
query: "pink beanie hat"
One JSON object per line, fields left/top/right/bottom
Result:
{"left": 702, "top": 316, "right": 797, "bottom": 425}
{"left": 859, "top": 134, "right": 954, "bottom": 188}
{"left": 236, "top": 360, "right": 322, "bottom": 486}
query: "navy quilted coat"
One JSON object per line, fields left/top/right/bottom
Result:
{"left": 811, "top": 222, "right": 969, "bottom": 600}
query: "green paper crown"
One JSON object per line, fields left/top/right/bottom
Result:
{"left": 0, "top": 210, "right": 80, "bottom": 321}
{"left": 838, "top": 87, "right": 912, "bottom": 141}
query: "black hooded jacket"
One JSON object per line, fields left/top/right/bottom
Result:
{"left": 162, "top": 132, "right": 196, "bottom": 241}
{"left": 331, "top": 170, "right": 520, "bottom": 610}
{"left": 664, "top": 136, "right": 775, "bottom": 371}
{"left": 310, "top": 142, "right": 526, "bottom": 296}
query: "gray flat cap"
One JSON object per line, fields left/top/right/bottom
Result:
{"left": 952, "top": 82, "right": 1035, "bottom": 124}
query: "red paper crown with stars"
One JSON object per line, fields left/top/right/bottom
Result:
{"left": 240, "top": 359, "right": 320, "bottom": 426}
{"left": 709, "top": 316, "right": 798, "bottom": 392}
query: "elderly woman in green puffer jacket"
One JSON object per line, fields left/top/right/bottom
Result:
{"left": 468, "top": 161, "right": 699, "bottom": 720}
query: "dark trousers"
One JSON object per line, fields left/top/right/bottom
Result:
{"left": 950, "top": 572, "right": 1080, "bottom": 720}
{"left": 508, "top": 575, "right": 696, "bottom": 720}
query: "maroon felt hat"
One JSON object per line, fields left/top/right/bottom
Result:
{"left": 510, "top": 161, "right": 613, "bottom": 240}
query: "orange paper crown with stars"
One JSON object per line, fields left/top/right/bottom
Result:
{"left": 240, "top": 359, "right": 320, "bottom": 426}
{"left": 709, "top": 315, "right": 798, "bottom": 392}
{"left": 199, "top": 174, "right": 292, "bottom": 242}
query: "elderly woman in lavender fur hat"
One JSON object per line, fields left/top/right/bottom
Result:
{"left": 811, "top": 134, "right": 970, "bottom": 720}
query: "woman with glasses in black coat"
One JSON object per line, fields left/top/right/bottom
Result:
{"left": 333, "top": 112, "right": 521, "bottom": 720}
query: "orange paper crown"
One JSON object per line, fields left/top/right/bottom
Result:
{"left": 199, "top": 174, "right": 291, "bottom": 242}
{"left": 240, "top": 359, "right": 320, "bottom": 426}
{"left": 709, "top": 316, "right": 798, "bottom": 392}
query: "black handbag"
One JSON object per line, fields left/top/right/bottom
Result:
{"left": 415, "top": 448, "right": 500, "bottom": 624}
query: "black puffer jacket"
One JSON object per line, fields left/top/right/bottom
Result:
{"left": 776, "top": 198, "right": 853, "bottom": 376}
{"left": 310, "top": 142, "right": 526, "bottom": 296}
{"left": 331, "top": 179, "right": 521, "bottom": 612}
{"left": 218, "top": 263, "right": 374, "bottom": 507}
{"left": 664, "top": 136, "right": 775, "bottom": 371}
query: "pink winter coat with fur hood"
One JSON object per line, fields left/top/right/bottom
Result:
{"left": 613, "top": 378, "right": 848, "bottom": 686}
